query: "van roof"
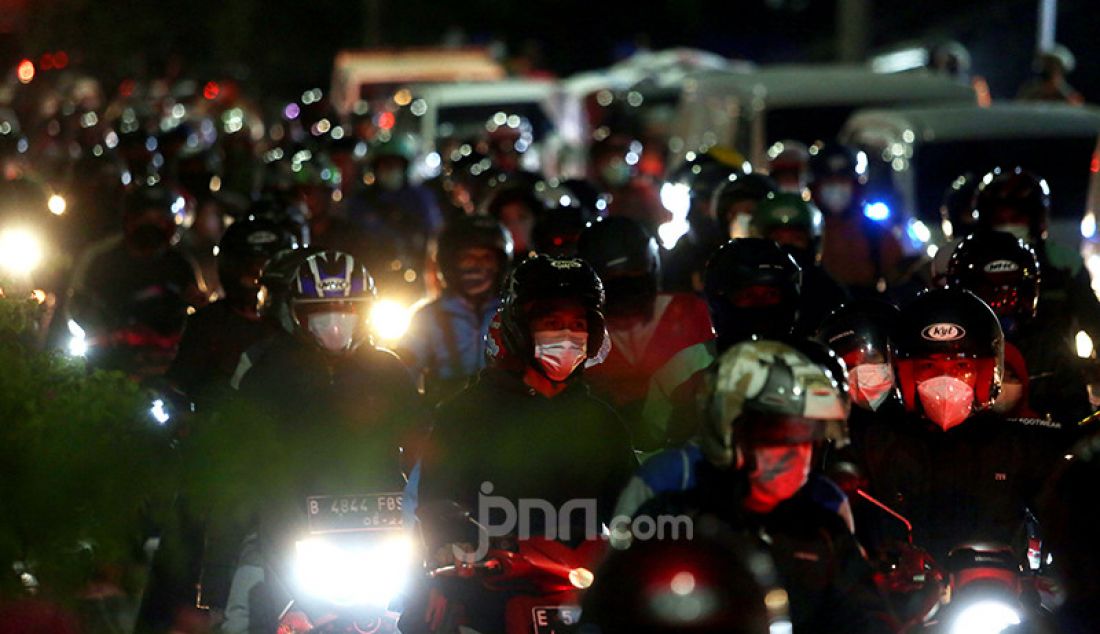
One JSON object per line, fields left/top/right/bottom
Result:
{"left": 686, "top": 65, "right": 975, "bottom": 108}
{"left": 414, "top": 80, "right": 556, "bottom": 106}
{"left": 844, "top": 103, "right": 1100, "bottom": 142}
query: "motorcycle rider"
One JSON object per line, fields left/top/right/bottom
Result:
{"left": 406, "top": 255, "right": 636, "bottom": 634}
{"left": 166, "top": 216, "right": 297, "bottom": 410}
{"left": 578, "top": 216, "right": 714, "bottom": 450}
{"left": 929, "top": 173, "right": 982, "bottom": 285}
{"left": 588, "top": 133, "right": 668, "bottom": 235}
{"left": 768, "top": 139, "right": 811, "bottom": 194}
{"left": 970, "top": 167, "right": 1100, "bottom": 424}
{"left": 345, "top": 135, "right": 442, "bottom": 278}
{"left": 859, "top": 287, "right": 1065, "bottom": 560}
{"left": 485, "top": 181, "right": 543, "bottom": 258}
{"left": 810, "top": 144, "right": 904, "bottom": 297}
{"left": 1017, "top": 44, "right": 1085, "bottom": 105}
{"left": 1006, "top": 432, "right": 1100, "bottom": 633}
{"left": 400, "top": 215, "right": 513, "bottom": 403}
{"left": 67, "top": 182, "right": 207, "bottom": 378}
{"left": 662, "top": 158, "right": 773, "bottom": 293}
{"left": 624, "top": 340, "right": 896, "bottom": 634}
{"left": 751, "top": 191, "right": 848, "bottom": 336}
{"left": 217, "top": 250, "right": 423, "bottom": 632}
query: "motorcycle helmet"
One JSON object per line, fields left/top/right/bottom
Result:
{"left": 751, "top": 191, "right": 819, "bottom": 253}
{"left": 217, "top": 216, "right": 299, "bottom": 310}
{"left": 712, "top": 172, "right": 778, "bottom": 239}
{"left": 973, "top": 167, "right": 1051, "bottom": 242}
{"left": 816, "top": 300, "right": 902, "bottom": 411}
{"left": 436, "top": 215, "right": 514, "bottom": 297}
{"left": 939, "top": 172, "right": 981, "bottom": 240}
{"left": 288, "top": 250, "right": 375, "bottom": 354}
{"left": 247, "top": 192, "right": 310, "bottom": 247}
{"left": 486, "top": 182, "right": 546, "bottom": 255}
{"left": 946, "top": 230, "right": 1040, "bottom": 337}
{"left": 808, "top": 143, "right": 866, "bottom": 216}
{"left": 531, "top": 203, "right": 593, "bottom": 258}
{"left": 894, "top": 288, "right": 1004, "bottom": 430}
{"left": 703, "top": 238, "right": 802, "bottom": 351}
{"left": 702, "top": 339, "right": 849, "bottom": 469}
{"left": 579, "top": 518, "right": 791, "bottom": 634}
{"left": 767, "top": 139, "right": 811, "bottom": 192}
{"left": 498, "top": 254, "right": 607, "bottom": 380}
{"left": 577, "top": 216, "right": 660, "bottom": 320}
{"left": 122, "top": 183, "right": 186, "bottom": 253}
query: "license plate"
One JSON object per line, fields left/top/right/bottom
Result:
{"left": 531, "top": 605, "right": 580, "bottom": 634}
{"left": 306, "top": 493, "right": 404, "bottom": 534}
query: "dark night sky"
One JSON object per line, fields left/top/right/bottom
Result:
{"left": 11, "top": 0, "right": 1100, "bottom": 102}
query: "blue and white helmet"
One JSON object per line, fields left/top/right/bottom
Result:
{"left": 289, "top": 250, "right": 375, "bottom": 353}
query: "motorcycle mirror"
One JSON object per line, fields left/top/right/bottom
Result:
{"left": 856, "top": 488, "right": 914, "bottom": 544}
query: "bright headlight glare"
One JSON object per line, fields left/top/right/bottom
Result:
{"left": 294, "top": 535, "right": 415, "bottom": 607}
{"left": 370, "top": 299, "right": 412, "bottom": 341}
{"left": 48, "top": 194, "right": 66, "bottom": 216}
{"left": 67, "top": 320, "right": 88, "bottom": 358}
{"left": 0, "top": 228, "right": 43, "bottom": 276}
{"left": 950, "top": 600, "right": 1021, "bottom": 634}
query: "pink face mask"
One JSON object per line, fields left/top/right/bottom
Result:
{"left": 917, "top": 376, "right": 974, "bottom": 431}
{"left": 850, "top": 363, "right": 894, "bottom": 411}
{"left": 532, "top": 330, "right": 588, "bottom": 382}
{"left": 745, "top": 445, "right": 813, "bottom": 513}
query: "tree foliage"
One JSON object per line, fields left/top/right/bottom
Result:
{"left": 0, "top": 296, "right": 176, "bottom": 598}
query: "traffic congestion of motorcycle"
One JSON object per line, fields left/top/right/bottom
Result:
{"left": 1, "top": 34, "right": 1099, "bottom": 634}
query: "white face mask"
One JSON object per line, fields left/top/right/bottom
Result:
{"left": 993, "top": 224, "right": 1031, "bottom": 242}
{"left": 850, "top": 363, "right": 895, "bottom": 411}
{"left": 306, "top": 311, "right": 360, "bottom": 352}
{"left": 532, "top": 330, "right": 588, "bottom": 382}
{"left": 917, "top": 376, "right": 974, "bottom": 431}
{"left": 377, "top": 168, "right": 405, "bottom": 191}
{"left": 992, "top": 381, "right": 1024, "bottom": 415}
{"left": 817, "top": 183, "right": 854, "bottom": 214}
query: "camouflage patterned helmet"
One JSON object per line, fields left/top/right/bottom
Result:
{"left": 703, "top": 339, "right": 850, "bottom": 468}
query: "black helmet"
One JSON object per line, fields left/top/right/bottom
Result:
{"left": 217, "top": 217, "right": 300, "bottom": 308}
{"left": 578, "top": 216, "right": 660, "bottom": 319}
{"left": 559, "top": 178, "right": 607, "bottom": 217}
{"left": 436, "top": 215, "right": 514, "bottom": 296}
{"left": 790, "top": 338, "right": 851, "bottom": 414}
{"left": 259, "top": 245, "right": 323, "bottom": 332}
{"left": 531, "top": 204, "right": 592, "bottom": 258}
{"left": 713, "top": 172, "right": 779, "bottom": 238}
{"left": 939, "top": 173, "right": 981, "bottom": 240}
{"left": 247, "top": 192, "right": 310, "bottom": 247}
{"left": 580, "top": 518, "right": 791, "bottom": 634}
{"left": 809, "top": 143, "right": 864, "bottom": 183}
{"left": 946, "top": 230, "right": 1040, "bottom": 337}
{"left": 974, "top": 167, "right": 1051, "bottom": 241}
{"left": 894, "top": 288, "right": 1004, "bottom": 421}
{"left": 703, "top": 238, "right": 801, "bottom": 351}
{"left": 123, "top": 183, "right": 184, "bottom": 252}
{"left": 816, "top": 300, "right": 901, "bottom": 411}
{"left": 289, "top": 250, "right": 375, "bottom": 354}
{"left": 499, "top": 254, "right": 606, "bottom": 378}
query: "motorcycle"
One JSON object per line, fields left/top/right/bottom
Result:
{"left": 855, "top": 488, "right": 1053, "bottom": 634}
{"left": 271, "top": 491, "right": 415, "bottom": 634}
{"left": 412, "top": 501, "right": 605, "bottom": 634}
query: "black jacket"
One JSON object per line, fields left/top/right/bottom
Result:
{"left": 860, "top": 411, "right": 1065, "bottom": 560}
{"left": 418, "top": 368, "right": 637, "bottom": 540}
{"left": 637, "top": 463, "right": 896, "bottom": 634}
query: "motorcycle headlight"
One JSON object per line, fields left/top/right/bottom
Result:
{"left": 369, "top": 299, "right": 413, "bottom": 343}
{"left": 67, "top": 319, "right": 88, "bottom": 357}
{"left": 48, "top": 194, "right": 67, "bottom": 216}
{"left": 293, "top": 534, "right": 415, "bottom": 608}
{"left": 0, "top": 227, "right": 43, "bottom": 276}
{"left": 950, "top": 599, "right": 1021, "bottom": 634}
